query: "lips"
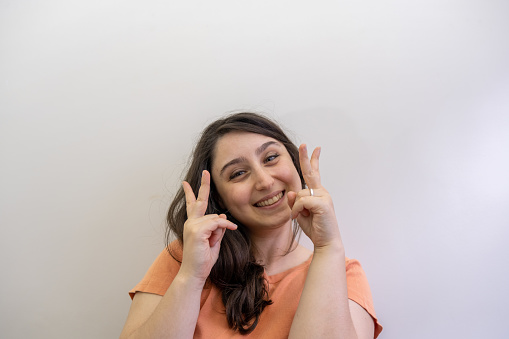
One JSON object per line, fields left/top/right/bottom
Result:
{"left": 255, "top": 191, "right": 284, "bottom": 207}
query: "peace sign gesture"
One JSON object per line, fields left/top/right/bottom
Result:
{"left": 179, "top": 170, "right": 237, "bottom": 283}
{"left": 287, "top": 145, "right": 342, "bottom": 248}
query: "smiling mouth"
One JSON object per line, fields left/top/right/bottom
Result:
{"left": 255, "top": 191, "right": 285, "bottom": 207}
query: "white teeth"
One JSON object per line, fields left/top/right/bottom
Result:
{"left": 256, "top": 192, "right": 283, "bottom": 207}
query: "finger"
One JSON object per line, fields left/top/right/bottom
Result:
{"left": 184, "top": 171, "right": 211, "bottom": 218}
{"left": 291, "top": 202, "right": 310, "bottom": 219}
{"left": 310, "top": 146, "right": 321, "bottom": 174}
{"left": 291, "top": 196, "right": 312, "bottom": 219}
{"left": 287, "top": 191, "right": 297, "bottom": 209}
{"left": 296, "top": 187, "right": 322, "bottom": 200}
{"left": 188, "top": 214, "right": 236, "bottom": 225}
{"left": 209, "top": 227, "right": 226, "bottom": 247}
{"left": 182, "top": 180, "right": 197, "bottom": 217}
{"left": 197, "top": 170, "right": 211, "bottom": 204}
{"left": 184, "top": 215, "right": 237, "bottom": 242}
{"left": 203, "top": 216, "right": 238, "bottom": 231}
{"left": 299, "top": 144, "right": 322, "bottom": 189}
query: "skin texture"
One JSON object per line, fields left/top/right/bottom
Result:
{"left": 120, "top": 131, "right": 375, "bottom": 339}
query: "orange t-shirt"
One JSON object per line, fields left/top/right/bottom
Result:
{"left": 129, "top": 242, "right": 383, "bottom": 338}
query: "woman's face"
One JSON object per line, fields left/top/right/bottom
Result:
{"left": 211, "top": 131, "right": 302, "bottom": 232}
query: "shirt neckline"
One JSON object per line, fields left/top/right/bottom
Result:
{"left": 265, "top": 254, "right": 313, "bottom": 284}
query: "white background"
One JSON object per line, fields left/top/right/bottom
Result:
{"left": 1, "top": 0, "right": 508, "bottom": 338}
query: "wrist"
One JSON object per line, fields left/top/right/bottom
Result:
{"left": 174, "top": 269, "right": 207, "bottom": 292}
{"left": 313, "top": 239, "right": 345, "bottom": 257}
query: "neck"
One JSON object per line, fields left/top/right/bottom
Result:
{"left": 249, "top": 224, "right": 294, "bottom": 262}
{"left": 248, "top": 221, "right": 310, "bottom": 275}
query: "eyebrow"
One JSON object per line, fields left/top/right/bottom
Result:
{"left": 219, "top": 141, "right": 280, "bottom": 176}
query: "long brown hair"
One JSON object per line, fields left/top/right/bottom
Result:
{"left": 166, "top": 112, "right": 305, "bottom": 334}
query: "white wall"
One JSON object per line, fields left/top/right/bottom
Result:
{"left": 1, "top": 0, "right": 508, "bottom": 338}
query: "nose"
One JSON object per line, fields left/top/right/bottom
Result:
{"left": 253, "top": 167, "right": 274, "bottom": 191}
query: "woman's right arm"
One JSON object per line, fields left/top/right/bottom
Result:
{"left": 120, "top": 171, "right": 237, "bottom": 339}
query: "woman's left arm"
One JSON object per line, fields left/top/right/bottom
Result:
{"left": 287, "top": 145, "right": 375, "bottom": 339}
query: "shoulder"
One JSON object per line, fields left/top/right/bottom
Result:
{"left": 345, "top": 257, "right": 366, "bottom": 275}
{"left": 146, "top": 240, "right": 183, "bottom": 274}
{"left": 150, "top": 240, "right": 183, "bottom": 276}
{"left": 344, "top": 257, "right": 375, "bottom": 309}
{"left": 344, "top": 257, "right": 383, "bottom": 338}
{"left": 128, "top": 240, "right": 183, "bottom": 299}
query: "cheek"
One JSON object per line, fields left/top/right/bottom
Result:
{"left": 223, "top": 186, "right": 251, "bottom": 210}
{"left": 282, "top": 165, "right": 302, "bottom": 190}
{"left": 292, "top": 175, "right": 303, "bottom": 191}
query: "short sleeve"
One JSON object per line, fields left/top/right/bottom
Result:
{"left": 128, "top": 241, "right": 183, "bottom": 299}
{"left": 345, "top": 258, "right": 383, "bottom": 338}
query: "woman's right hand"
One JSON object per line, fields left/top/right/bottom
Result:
{"left": 179, "top": 170, "right": 237, "bottom": 285}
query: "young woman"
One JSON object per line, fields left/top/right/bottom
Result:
{"left": 120, "top": 113, "right": 382, "bottom": 338}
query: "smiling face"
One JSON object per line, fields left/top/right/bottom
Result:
{"left": 211, "top": 132, "right": 302, "bottom": 232}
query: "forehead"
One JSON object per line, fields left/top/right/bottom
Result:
{"left": 213, "top": 132, "right": 280, "bottom": 162}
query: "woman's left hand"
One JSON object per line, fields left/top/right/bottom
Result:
{"left": 287, "top": 144, "right": 342, "bottom": 249}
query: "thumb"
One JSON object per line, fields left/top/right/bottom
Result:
{"left": 209, "top": 227, "right": 226, "bottom": 247}
{"left": 287, "top": 191, "right": 297, "bottom": 209}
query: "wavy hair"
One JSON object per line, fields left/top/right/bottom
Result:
{"left": 166, "top": 112, "right": 305, "bottom": 334}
